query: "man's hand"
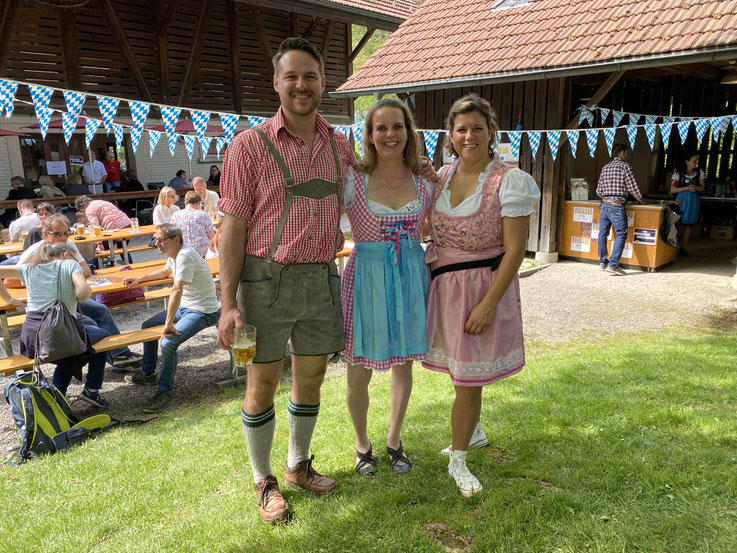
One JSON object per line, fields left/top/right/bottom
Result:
{"left": 122, "top": 276, "right": 139, "bottom": 287}
{"left": 420, "top": 156, "right": 439, "bottom": 183}
{"left": 216, "top": 306, "right": 244, "bottom": 350}
{"left": 161, "top": 322, "right": 181, "bottom": 339}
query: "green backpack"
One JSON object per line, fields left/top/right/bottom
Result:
{"left": 3, "top": 370, "right": 113, "bottom": 464}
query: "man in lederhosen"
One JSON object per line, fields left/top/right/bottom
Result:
{"left": 217, "top": 37, "right": 356, "bottom": 524}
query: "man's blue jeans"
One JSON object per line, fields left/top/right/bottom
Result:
{"left": 141, "top": 307, "right": 220, "bottom": 395}
{"left": 79, "top": 299, "right": 130, "bottom": 361}
{"left": 598, "top": 202, "right": 628, "bottom": 266}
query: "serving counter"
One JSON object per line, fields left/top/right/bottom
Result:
{"left": 559, "top": 201, "right": 676, "bottom": 271}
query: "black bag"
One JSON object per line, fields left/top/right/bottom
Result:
{"left": 659, "top": 203, "right": 682, "bottom": 249}
{"left": 34, "top": 263, "right": 88, "bottom": 365}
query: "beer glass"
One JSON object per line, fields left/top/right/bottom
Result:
{"left": 93, "top": 225, "right": 102, "bottom": 237}
{"left": 233, "top": 325, "right": 257, "bottom": 367}
{"left": 130, "top": 217, "right": 139, "bottom": 231}
{"left": 76, "top": 225, "right": 85, "bottom": 236}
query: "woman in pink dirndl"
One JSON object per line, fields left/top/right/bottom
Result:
{"left": 423, "top": 94, "right": 540, "bottom": 496}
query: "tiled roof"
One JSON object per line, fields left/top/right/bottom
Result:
{"left": 337, "top": 0, "right": 737, "bottom": 93}
{"left": 320, "top": 0, "right": 417, "bottom": 20}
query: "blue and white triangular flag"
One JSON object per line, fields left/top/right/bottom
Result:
{"left": 565, "top": 130, "right": 579, "bottom": 158}
{"left": 112, "top": 124, "right": 125, "bottom": 150}
{"left": 129, "top": 100, "right": 150, "bottom": 129}
{"left": 34, "top": 105, "right": 52, "bottom": 140}
{"left": 219, "top": 113, "right": 239, "bottom": 143}
{"left": 183, "top": 134, "right": 196, "bottom": 161}
{"left": 216, "top": 136, "right": 227, "bottom": 159}
{"left": 731, "top": 115, "right": 737, "bottom": 133}
{"left": 547, "top": 130, "right": 561, "bottom": 162}
{"left": 199, "top": 136, "right": 212, "bottom": 159}
{"left": 190, "top": 110, "right": 211, "bottom": 141}
{"left": 603, "top": 127, "right": 616, "bottom": 157}
{"left": 85, "top": 118, "right": 102, "bottom": 149}
{"left": 423, "top": 130, "right": 440, "bottom": 160}
{"left": 693, "top": 119, "right": 709, "bottom": 143}
{"left": 160, "top": 106, "right": 181, "bottom": 137}
{"left": 354, "top": 121, "right": 365, "bottom": 156}
{"left": 599, "top": 107, "right": 610, "bottom": 125}
{"left": 579, "top": 106, "right": 594, "bottom": 126}
{"left": 625, "top": 125, "right": 638, "bottom": 150}
{"left": 29, "top": 85, "right": 54, "bottom": 134}
{"left": 662, "top": 116, "right": 674, "bottom": 126}
{"left": 528, "top": 131, "right": 542, "bottom": 158}
{"left": 507, "top": 131, "right": 522, "bottom": 160}
{"left": 247, "top": 115, "right": 266, "bottom": 128}
{"left": 645, "top": 115, "right": 656, "bottom": 125}
{"left": 612, "top": 111, "right": 624, "bottom": 127}
{"left": 62, "top": 111, "right": 77, "bottom": 145}
{"left": 629, "top": 113, "right": 641, "bottom": 125}
{"left": 148, "top": 130, "right": 161, "bottom": 158}
{"left": 644, "top": 124, "right": 656, "bottom": 151}
{"left": 96, "top": 96, "right": 119, "bottom": 136}
{"left": 710, "top": 116, "right": 727, "bottom": 139}
{"left": 63, "top": 90, "right": 86, "bottom": 123}
{"left": 130, "top": 124, "right": 144, "bottom": 154}
{"left": 0, "top": 79, "right": 19, "bottom": 117}
{"left": 167, "top": 132, "right": 179, "bottom": 156}
{"left": 677, "top": 120, "right": 691, "bottom": 145}
{"left": 334, "top": 125, "right": 351, "bottom": 140}
{"left": 658, "top": 123, "right": 672, "bottom": 149}
{"left": 585, "top": 129, "right": 598, "bottom": 157}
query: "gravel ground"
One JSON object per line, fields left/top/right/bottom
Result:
{"left": 2, "top": 237, "right": 735, "bottom": 454}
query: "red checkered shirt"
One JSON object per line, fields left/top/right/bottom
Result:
{"left": 84, "top": 200, "right": 131, "bottom": 230}
{"left": 595, "top": 159, "right": 643, "bottom": 202}
{"left": 219, "top": 107, "right": 356, "bottom": 264}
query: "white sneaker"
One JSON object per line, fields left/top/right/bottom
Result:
{"left": 440, "top": 422, "right": 489, "bottom": 456}
{"left": 448, "top": 450, "right": 482, "bottom": 497}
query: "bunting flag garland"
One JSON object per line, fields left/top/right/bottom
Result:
{"left": 579, "top": 106, "right": 594, "bottom": 126}
{"left": 423, "top": 130, "right": 440, "bottom": 159}
{"left": 612, "top": 110, "right": 625, "bottom": 127}
{"left": 565, "top": 130, "right": 579, "bottom": 158}
{"left": 710, "top": 116, "right": 726, "bottom": 139}
{"left": 129, "top": 100, "right": 150, "bottom": 129}
{"left": 599, "top": 107, "right": 610, "bottom": 124}
{"left": 625, "top": 125, "right": 638, "bottom": 150}
{"left": 0, "top": 79, "right": 19, "bottom": 117}
{"left": 507, "top": 131, "right": 522, "bottom": 160}
{"left": 547, "top": 130, "right": 561, "bottom": 161}
{"left": 62, "top": 90, "right": 86, "bottom": 124}
{"left": 629, "top": 113, "right": 641, "bottom": 125}
{"left": 717, "top": 116, "right": 729, "bottom": 139}
{"left": 662, "top": 116, "right": 674, "bottom": 126}
{"left": 112, "top": 124, "right": 124, "bottom": 150}
{"left": 693, "top": 119, "right": 709, "bottom": 143}
{"left": 247, "top": 115, "right": 266, "bottom": 128}
{"left": 645, "top": 115, "right": 656, "bottom": 125}
{"left": 335, "top": 125, "right": 351, "bottom": 140}
{"left": 585, "top": 128, "right": 598, "bottom": 157}
{"left": 219, "top": 113, "right": 239, "bottom": 142}
{"left": 677, "top": 120, "right": 691, "bottom": 145}
{"left": 61, "top": 111, "right": 77, "bottom": 145}
{"left": 354, "top": 121, "right": 365, "bottom": 156}
{"left": 160, "top": 106, "right": 181, "bottom": 137}
{"left": 190, "top": 110, "right": 210, "bottom": 141}
{"left": 644, "top": 124, "right": 656, "bottom": 151}
{"left": 85, "top": 118, "right": 102, "bottom": 149}
{"left": 732, "top": 115, "right": 737, "bottom": 133}
{"left": 658, "top": 123, "right": 672, "bottom": 149}
{"left": 215, "top": 136, "right": 227, "bottom": 158}
{"left": 167, "top": 132, "right": 179, "bottom": 156}
{"left": 148, "top": 130, "right": 161, "bottom": 158}
{"left": 603, "top": 127, "right": 616, "bottom": 156}
{"left": 29, "top": 85, "right": 53, "bottom": 135}
{"left": 528, "top": 131, "right": 542, "bottom": 158}
{"left": 96, "top": 96, "right": 119, "bottom": 136}
{"left": 183, "top": 134, "right": 196, "bottom": 161}
{"left": 199, "top": 136, "right": 212, "bottom": 159}
{"left": 35, "top": 106, "right": 53, "bottom": 140}
{"left": 130, "top": 124, "right": 144, "bottom": 154}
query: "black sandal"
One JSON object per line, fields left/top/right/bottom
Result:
{"left": 356, "top": 442, "right": 376, "bottom": 475}
{"left": 386, "top": 441, "right": 411, "bottom": 474}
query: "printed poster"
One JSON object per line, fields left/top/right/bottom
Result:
{"left": 573, "top": 206, "right": 594, "bottom": 223}
{"left": 497, "top": 142, "right": 518, "bottom": 163}
{"left": 627, "top": 210, "right": 635, "bottom": 226}
{"left": 570, "top": 236, "right": 590, "bottom": 253}
{"left": 633, "top": 228, "right": 657, "bottom": 245}
{"left": 46, "top": 161, "right": 67, "bottom": 175}
{"left": 621, "top": 242, "right": 633, "bottom": 259}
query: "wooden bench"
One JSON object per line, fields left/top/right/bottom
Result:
{"left": 94, "top": 244, "right": 155, "bottom": 259}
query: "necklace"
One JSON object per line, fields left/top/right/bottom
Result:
{"left": 376, "top": 167, "right": 406, "bottom": 189}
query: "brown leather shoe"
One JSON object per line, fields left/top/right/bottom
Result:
{"left": 284, "top": 454, "right": 338, "bottom": 495}
{"left": 253, "top": 475, "right": 290, "bottom": 524}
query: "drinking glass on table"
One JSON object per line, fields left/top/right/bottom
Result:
{"left": 76, "top": 225, "right": 85, "bottom": 236}
{"left": 232, "top": 325, "right": 257, "bottom": 367}
{"left": 93, "top": 225, "right": 102, "bottom": 237}
{"left": 130, "top": 217, "right": 139, "bottom": 231}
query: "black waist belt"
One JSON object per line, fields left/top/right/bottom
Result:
{"left": 430, "top": 253, "right": 504, "bottom": 280}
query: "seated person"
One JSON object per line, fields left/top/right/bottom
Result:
{"left": 168, "top": 170, "right": 187, "bottom": 190}
{"left": 1, "top": 176, "right": 39, "bottom": 228}
{"left": 0, "top": 241, "right": 111, "bottom": 407}
{"left": 170, "top": 192, "right": 214, "bottom": 258}
{"left": 8, "top": 200, "right": 39, "bottom": 242}
{"left": 73, "top": 211, "right": 97, "bottom": 262}
{"left": 119, "top": 170, "right": 145, "bottom": 217}
{"left": 192, "top": 176, "right": 220, "bottom": 215}
{"left": 74, "top": 195, "right": 132, "bottom": 263}
{"left": 65, "top": 174, "right": 90, "bottom": 196}
{"left": 123, "top": 223, "right": 220, "bottom": 413}
{"left": 37, "top": 175, "right": 65, "bottom": 197}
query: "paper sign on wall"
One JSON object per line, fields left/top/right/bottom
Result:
{"left": 633, "top": 228, "right": 657, "bottom": 245}
{"left": 570, "top": 236, "right": 591, "bottom": 252}
{"left": 627, "top": 210, "right": 635, "bottom": 226}
{"left": 46, "top": 161, "right": 67, "bottom": 175}
{"left": 621, "top": 242, "right": 633, "bottom": 259}
{"left": 573, "top": 206, "right": 594, "bottom": 223}
{"left": 590, "top": 223, "right": 599, "bottom": 240}
{"left": 497, "top": 142, "right": 518, "bottom": 163}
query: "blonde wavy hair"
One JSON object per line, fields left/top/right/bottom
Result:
{"left": 157, "top": 186, "right": 178, "bottom": 206}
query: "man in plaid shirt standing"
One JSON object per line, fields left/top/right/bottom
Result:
{"left": 217, "top": 37, "right": 355, "bottom": 524}
{"left": 596, "top": 143, "right": 643, "bottom": 276}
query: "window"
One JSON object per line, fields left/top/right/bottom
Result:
{"left": 493, "top": 0, "right": 533, "bottom": 9}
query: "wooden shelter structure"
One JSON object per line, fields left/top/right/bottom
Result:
{"left": 333, "top": 0, "right": 737, "bottom": 257}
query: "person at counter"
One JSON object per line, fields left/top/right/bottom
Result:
{"left": 595, "top": 143, "right": 643, "bottom": 276}
{"left": 670, "top": 153, "right": 704, "bottom": 258}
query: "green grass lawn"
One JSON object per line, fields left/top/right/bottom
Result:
{"left": 2, "top": 326, "right": 736, "bottom": 553}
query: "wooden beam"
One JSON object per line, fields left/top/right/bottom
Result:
{"left": 153, "top": 3, "right": 171, "bottom": 104}
{"left": 289, "top": 12, "right": 298, "bottom": 37}
{"left": 101, "top": 0, "right": 153, "bottom": 102}
{"left": 319, "top": 19, "right": 334, "bottom": 57}
{"left": 249, "top": 5, "right": 274, "bottom": 74}
{"left": 349, "top": 28, "right": 375, "bottom": 63}
{"left": 160, "top": 0, "right": 179, "bottom": 36}
{"left": 0, "top": 0, "right": 19, "bottom": 77}
{"left": 538, "top": 78, "right": 565, "bottom": 253}
{"left": 177, "top": 0, "right": 215, "bottom": 105}
{"left": 58, "top": 10, "right": 82, "bottom": 90}
{"left": 566, "top": 70, "right": 625, "bottom": 129}
{"left": 227, "top": 0, "right": 243, "bottom": 113}
{"left": 303, "top": 17, "right": 321, "bottom": 39}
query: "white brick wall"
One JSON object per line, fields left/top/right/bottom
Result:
{"left": 0, "top": 139, "right": 13, "bottom": 198}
